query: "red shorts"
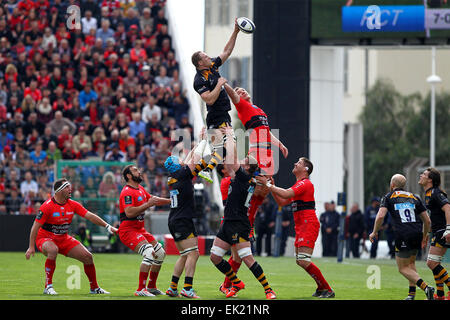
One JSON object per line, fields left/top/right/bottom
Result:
{"left": 118, "top": 225, "right": 155, "bottom": 251}
{"left": 36, "top": 230, "right": 81, "bottom": 256}
{"left": 293, "top": 211, "right": 320, "bottom": 249}
{"left": 248, "top": 147, "right": 274, "bottom": 176}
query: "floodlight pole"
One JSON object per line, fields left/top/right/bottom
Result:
{"left": 426, "top": 47, "right": 441, "bottom": 168}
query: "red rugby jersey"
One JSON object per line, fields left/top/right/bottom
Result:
{"left": 220, "top": 176, "right": 232, "bottom": 206}
{"left": 289, "top": 178, "right": 316, "bottom": 215}
{"left": 234, "top": 97, "right": 271, "bottom": 145}
{"left": 36, "top": 198, "right": 88, "bottom": 236}
{"left": 119, "top": 185, "right": 151, "bottom": 227}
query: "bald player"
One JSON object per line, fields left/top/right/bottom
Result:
{"left": 369, "top": 174, "right": 434, "bottom": 300}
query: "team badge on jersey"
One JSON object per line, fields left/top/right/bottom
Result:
{"left": 124, "top": 196, "right": 132, "bottom": 204}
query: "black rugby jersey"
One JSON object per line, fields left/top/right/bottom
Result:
{"left": 167, "top": 166, "right": 195, "bottom": 222}
{"left": 424, "top": 187, "right": 449, "bottom": 233}
{"left": 193, "top": 56, "right": 231, "bottom": 127}
{"left": 223, "top": 167, "right": 255, "bottom": 223}
{"left": 380, "top": 189, "right": 426, "bottom": 237}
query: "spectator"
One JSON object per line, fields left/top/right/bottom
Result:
{"left": 104, "top": 142, "right": 126, "bottom": 162}
{"left": 0, "top": 123, "right": 14, "bottom": 152}
{"left": 255, "top": 196, "right": 277, "bottom": 257}
{"left": 78, "top": 82, "right": 98, "bottom": 110}
{"left": 46, "top": 141, "right": 62, "bottom": 165}
{"left": 6, "top": 188, "right": 22, "bottom": 215}
{"left": 96, "top": 19, "right": 115, "bottom": 48}
{"left": 128, "top": 112, "right": 146, "bottom": 138}
{"left": 320, "top": 201, "right": 340, "bottom": 257}
{"left": 347, "top": 202, "right": 365, "bottom": 258}
{"left": 81, "top": 10, "right": 98, "bottom": 35}
{"left": 365, "top": 196, "right": 381, "bottom": 258}
{"left": 20, "top": 171, "right": 38, "bottom": 200}
{"left": 142, "top": 95, "right": 162, "bottom": 123}
{"left": 48, "top": 111, "right": 77, "bottom": 136}
{"left": 29, "top": 142, "right": 47, "bottom": 166}
{"left": 72, "top": 126, "right": 93, "bottom": 154}
{"left": 99, "top": 171, "right": 118, "bottom": 198}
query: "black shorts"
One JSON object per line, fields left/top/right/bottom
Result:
{"left": 168, "top": 218, "right": 197, "bottom": 242}
{"left": 394, "top": 233, "right": 422, "bottom": 258}
{"left": 216, "top": 220, "right": 251, "bottom": 246}
{"left": 430, "top": 229, "right": 450, "bottom": 249}
{"left": 207, "top": 120, "right": 232, "bottom": 130}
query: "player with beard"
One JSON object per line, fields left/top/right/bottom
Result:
{"left": 119, "top": 165, "right": 171, "bottom": 297}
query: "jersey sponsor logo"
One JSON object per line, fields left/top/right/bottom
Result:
{"left": 52, "top": 212, "right": 61, "bottom": 217}
{"left": 124, "top": 195, "right": 132, "bottom": 205}
{"left": 37, "top": 210, "right": 44, "bottom": 220}
{"left": 390, "top": 191, "right": 417, "bottom": 200}
{"left": 66, "top": 211, "right": 74, "bottom": 215}
{"left": 137, "top": 196, "right": 143, "bottom": 202}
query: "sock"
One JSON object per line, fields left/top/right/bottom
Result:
{"left": 432, "top": 265, "right": 448, "bottom": 297}
{"left": 416, "top": 278, "right": 429, "bottom": 291}
{"left": 170, "top": 275, "right": 179, "bottom": 291}
{"left": 44, "top": 258, "right": 56, "bottom": 287}
{"left": 408, "top": 286, "right": 416, "bottom": 298}
{"left": 249, "top": 261, "right": 271, "bottom": 292}
{"left": 248, "top": 195, "right": 264, "bottom": 226}
{"left": 184, "top": 276, "right": 193, "bottom": 291}
{"left": 138, "top": 271, "right": 149, "bottom": 291}
{"left": 147, "top": 271, "right": 159, "bottom": 289}
{"left": 223, "top": 256, "right": 242, "bottom": 288}
{"left": 215, "top": 259, "right": 242, "bottom": 286}
{"left": 305, "top": 262, "right": 332, "bottom": 291}
{"left": 83, "top": 263, "right": 99, "bottom": 290}
{"left": 192, "top": 159, "right": 208, "bottom": 177}
{"left": 206, "top": 151, "right": 223, "bottom": 171}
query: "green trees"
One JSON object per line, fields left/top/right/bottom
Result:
{"left": 358, "top": 79, "right": 450, "bottom": 202}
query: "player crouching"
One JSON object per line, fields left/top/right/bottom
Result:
{"left": 25, "top": 178, "right": 117, "bottom": 295}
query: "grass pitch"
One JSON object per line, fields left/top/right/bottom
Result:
{"left": 0, "top": 251, "right": 438, "bottom": 300}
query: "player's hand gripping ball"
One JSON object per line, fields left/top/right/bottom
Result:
{"left": 236, "top": 17, "right": 255, "bottom": 34}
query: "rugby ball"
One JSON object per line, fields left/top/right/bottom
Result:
{"left": 236, "top": 17, "right": 255, "bottom": 34}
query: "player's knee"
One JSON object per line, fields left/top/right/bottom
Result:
{"left": 153, "top": 242, "right": 166, "bottom": 265}
{"left": 210, "top": 246, "right": 226, "bottom": 265}
{"left": 82, "top": 251, "right": 93, "bottom": 264}
{"left": 296, "top": 252, "right": 312, "bottom": 269}
{"left": 180, "top": 246, "right": 199, "bottom": 258}
{"left": 426, "top": 254, "right": 442, "bottom": 269}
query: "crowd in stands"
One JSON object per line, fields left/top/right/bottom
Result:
{"left": 0, "top": 0, "right": 194, "bottom": 215}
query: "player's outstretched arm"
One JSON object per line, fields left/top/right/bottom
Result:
{"left": 255, "top": 176, "right": 292, "bottom": 206}
{"left": 219, "top": 18, "right": 240, "bottom": 64}
{"left": 270, "top": 132, "right": 288, "bottom": 158}
{"left": 223, "top": 83, "right": 240, "bottom": 105}
{"left": 84, "top": 211, "right": 118, "bottom": 234}
{"left": 149, "top": 196, "right": 171, "bottom": 206}
{"left": 26, "top": 220, "right": 43, "bottom": 259}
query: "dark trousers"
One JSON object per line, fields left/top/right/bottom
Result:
{"left": 322, "top": 232, "right": 338, "bottom": 256}
{"left": 256, "top": 224, "right": 273, "bottom": 256}
{"left": 350, "top": 236, "right": 362, "bottom": 258}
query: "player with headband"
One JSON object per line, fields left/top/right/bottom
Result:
{"left": 25, "top": 178, "right": 117, "bottom": 295}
